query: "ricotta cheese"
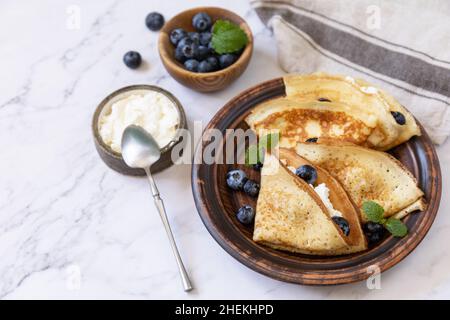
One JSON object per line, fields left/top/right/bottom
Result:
{"left": 313, "top": 183, "right": 343, "bottom": 217}
{"left": 99, "top": 91, "right": 179, "bottom": 153}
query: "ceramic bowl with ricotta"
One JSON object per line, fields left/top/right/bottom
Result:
{"left": 92, "top": 85, "right": 187, "bottom": 175}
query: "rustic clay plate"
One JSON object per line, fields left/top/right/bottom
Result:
{"left": 191, "top": 78, "right": 442, "bottom": 285}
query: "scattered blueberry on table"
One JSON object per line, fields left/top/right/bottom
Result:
{"left": 145, "top": 12, "right": 165, "bottom": 31}
{"left": 169, "top": 12, "right": 248, "bottom": 73}
{"left": 123, "top": 51, "right": 142, "bottom": 69}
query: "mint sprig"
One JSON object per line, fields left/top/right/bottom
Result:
{"left": 385, "top": 217, "right": 408, "bottom": 237}
{"left": 211, "top": 20, "right": 248, "bottom": 54}
{"left": 362, "top": 201, "right": 384, "bottom": 223}
{"left": 259, "top": 132, "right": 279, "bottom": 151}
{"left": 245, "top": 144, "right": 262, "bottom": 166}
{"left": 245, "top": 132, "right": 280, "bottom": 166}
{"left": 362, "top": 200, "right": 408, "bottom": 238}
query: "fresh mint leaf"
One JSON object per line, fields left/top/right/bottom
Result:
{"left": 385, "top": 218, "right": 408, "bottom": 237}
{"left": 259, "top": 132, "right": 280, "bottom": 151}
{"left": 211, "top": 20, "right": 248, "bottom": 54}
{"left": 245, "top": 144, "right": 260, "bottom": 166}
{"left": 362, "top": 201, "right": 384, "bottom": 223}
{"left": 244, "top": 133, "right": 279, "bottom": 166}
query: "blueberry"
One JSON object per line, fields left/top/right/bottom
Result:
{"left": 206, "top": 56, "right": 219, "bottom": 71}
{"left": 208, "top": 41, "right": 215, "bottom": 52}
{"left": 170, "top": 28, "right": 187, "bottom": 46}
{"left": 305, "top": 137, "right": 318, "bottom": 143}
{"left": 318, "top": 97, "right": 331, "bottom": 102}
{"left": 192, "top": 12, "right": 212, "bottom": 32}
{"left": 235, "top": 47, "right": 245, "bottom": 56}
{"left": 177, "top": 37, "right": 198, "bottom": 59}
{"left": 226, "top": 169, "right": 247, "bottom": 190}
{"left": 195, "top": 46, "right": 210, "bottom": 61}
{"left": 188, "top": 32, "right": 201, "bottom": 44}
{"left": 123, "top": 51, "right": 142, "bottom": 69}
{"left": 243, "top": 179, "right": 260, "bottom": 197}
{"left": 236, "top": 205, "right": 255, "bottom": 225}
{"left": 199, "top": 32, "right": 212, "bottom": 45}
{"left": 145, "top": 12, "right": 165, "bottom": 31}
{"left": 219, "top": 53, "right": 237, "bottom": 69}
{"left": 365, "top": 222, "right": 384, "bottom": 233}
{"left": 332, "top": 216, "right": 350, "bottom": 236}
{"left": 252, "top": 161, "right": 263, "bottom": 171}
{"left": 198, "top": 60, "right": 214, "bottom": 73}
{"left": 184, "top": 59, "right": 199, "bottom": 72}
{"left": 295, "top": 165, "right": 317, "bottom": 185}
{"left": 391, "top": 111, "right": 406, "bottom": 125}
{"left": 177, "top": 37, "right": 191, "bottom": 50}
{"left": 174, "top": 46, "right": 186, "bottom": 63}
{"left": 363, "top": 222, "right": 386, "bottom": 244}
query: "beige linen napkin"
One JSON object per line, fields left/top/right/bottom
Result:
{"left": 251, "top": 0, "right": 450, "bottom": 144}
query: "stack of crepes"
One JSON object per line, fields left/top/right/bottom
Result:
{"left": 246, "top": 73, "right": 426, "bottom": 255}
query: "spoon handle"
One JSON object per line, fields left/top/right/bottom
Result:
{"left": 144, "top": 167, "right": 193, "bottom": 292}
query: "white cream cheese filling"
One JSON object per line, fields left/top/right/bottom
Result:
{"left": 287, "top": 165, "right": 343, "bottom": 218}
{"left": 313, "top": 183, "right": 343, "bottom": 217}
{"left": 99, "top": 91, "right": 179, "bottom": 153}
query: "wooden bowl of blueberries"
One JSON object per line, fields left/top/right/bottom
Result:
{"left": 158, "top": 7, "right": 253, "bottom": 92}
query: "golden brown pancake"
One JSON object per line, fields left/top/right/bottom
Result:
{"left": 294, "top": 140, "right": 426, "bottom": 220}
{"left": 253, "top": 152, "right": 367, "bottom": 255}
{"left": 284, "top": 73, "right": 421, "bottom": 150}
{"left": 278, "top": 148, "right": 367, "bottom": 254}
{"left": 245, "top": 97, "right": 378, "bottom": 148}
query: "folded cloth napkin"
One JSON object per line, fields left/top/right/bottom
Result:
{"left": 251, "top": 0, "right": 450, "bottom": 144}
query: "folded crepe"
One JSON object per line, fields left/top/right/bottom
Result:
{"left": 284, "top": 73, "right": 421, "bottom": 150}
{"left": 245, "top": 97, "right": 378, "bottom": 149}
{"left": 253, "top": 151, "right": 367, "bottom": 255}
{"left": 245, "top": 73, "right": 421, "bottom": 151}
{"left": 278, "top": 148, "right": 367, "bottom": 254}
{"left": 294, "top": 139, "right": 426, "bottom": 220}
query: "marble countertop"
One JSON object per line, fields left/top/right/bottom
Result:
{"left": 1, "top": 0, "right": 449, "bottom": 299}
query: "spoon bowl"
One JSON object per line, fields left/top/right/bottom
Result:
{"left": 121, "top": 125, "right": 161, "bottom": 169}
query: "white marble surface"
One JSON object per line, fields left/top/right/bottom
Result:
{"left": 0, "top": 0, "right": 449, "bottom": 300}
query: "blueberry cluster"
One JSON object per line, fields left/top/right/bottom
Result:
{"left": 170, "top": 12, "right": 240, "bottom": 73}
{"left": 226, "top": 169, "right": 259, "bottom": 225}
{"left": 363, "top": 222, "right": 386, "bottom": 244}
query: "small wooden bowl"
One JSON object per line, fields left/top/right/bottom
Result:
{"left": 158, "top": 7, "right": 253, "bottom": 92}
{"left": 92, "top": 85, "right": 187, "bottom": 176}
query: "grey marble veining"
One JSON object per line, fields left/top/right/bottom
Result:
{"left": 0, "top": 0, "right": 449, "bottom": 299}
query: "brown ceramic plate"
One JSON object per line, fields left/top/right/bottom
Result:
{"left": 191, "top": 78, "right": 442, "bottom": 285}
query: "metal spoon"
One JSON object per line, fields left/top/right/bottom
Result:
{"left": 121, "top": 125, "right": 193, "bottom": 292}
